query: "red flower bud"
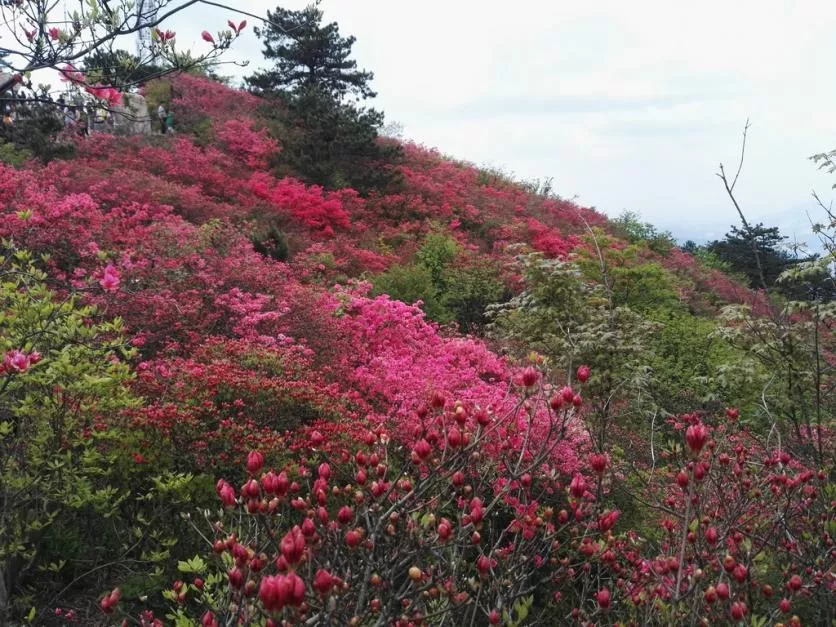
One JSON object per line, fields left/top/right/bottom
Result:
{"left": 475, "top": 409, "right": 490, "bottom": 426}
{"left": 705, "top": 527, "right": 718, "bottom": 545}
{"left": 596, "top": 588, "right": 611, "bottom": 609}
{"left": 228, "top": 567, "right": 244, "bottom": 589}
{"left": 521, "top": 366, "right": 540, "bottom": 387}
{"left": 318, "top": 463, "right": 331, "bottom": 481}
{"left": 261, "top": 470, "right": 278, "bottom": 494}
{"left": 569, "top": 474, "right": 586, "bottom": 498}
{"left": 280, "top": 526, "right": 306, "bottom": 565}
{"left": 476, "top": 554, "right": 494, "bottom": 574}
{"left": 314, "top": 569, "right": 334, "bottom": 595}
{"left": 201, "top": 30, "right": 215, "bottom": 44}
{"left": 590, "top": 453, "right": 609, "bottom": 475}
{"left": 345, "top": 529, "right": 362, "bottom": 547}
{"left": 447, "top": 427, "right": 462, "bottom": 448}
{"left": 576, "top": 365, "right": 590, "bottom": 383}
{"left": 685, "top": 422, "right": 709, "bottom": 455}
{"left": 413, "top": 438, "right": 431, "bottom": 460}
{"left": 337, "top": 505, "right": 354, "bottom": 525}
{"left": 243, "top": 478, "right": 260, "bottom": 498}
{"left": 217, "top": 481, "right": 237, "bottom": 507}
{"left": 438, "top": 519, "right": 453, "bottom": 540}
{"left": 301, "top": 517, "right": 317, "bottom": 537}
{"left": 730, "top": 601, "right": 747, "bottom": 621}
{"left": 246, "top": 450, "right": 264, "bottom": 474}
{"left": 275, "top": 471, "right": 290, "bottom": 496}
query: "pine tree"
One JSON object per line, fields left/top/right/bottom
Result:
{"left": 707, "top": 224, "right": 799, "bottom": 289}
{"left": 249, "top": 3, "right": 401, "bottom": 194}
{"left": 247, "top": 3, "right": 375, "bottom": 100}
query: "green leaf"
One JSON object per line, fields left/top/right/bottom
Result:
{"left": 177, "top": 555, "right": 207, "bottom": 574}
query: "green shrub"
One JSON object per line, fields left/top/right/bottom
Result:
{"left": 0, "top": 246, "right": 208, "bottom": 622}
{"left": 372, "top": 262, "right": 451, "bottom": 323}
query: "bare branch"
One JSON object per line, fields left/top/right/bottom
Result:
{"left": 716, "top": 118, "right": 771, "bottom": 293}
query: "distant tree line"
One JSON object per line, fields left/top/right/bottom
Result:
{"left": 682, "top": 223, "right": 834, "bottom": 302}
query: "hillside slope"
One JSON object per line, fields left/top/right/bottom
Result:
{"left": 0, "top": 74, "right": 831, "bottom": 625}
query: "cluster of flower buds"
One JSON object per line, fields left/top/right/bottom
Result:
{"left": 259, "top": 573, "right": 305, "bottom": 612}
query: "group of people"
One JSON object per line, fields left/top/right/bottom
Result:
{"left": 57, "top": 95, "right": 114, "bottom": 135}
{"left": 1, "top": 90, "right": 116, "bottom": 136}
{"left": 1, "top": 88, "right": 175, "bottom": 138}
{"left": 1, "top": 87, "right": 49, "bottom": 125}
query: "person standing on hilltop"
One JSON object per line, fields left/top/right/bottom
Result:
{"left": 165, "top": 108, "right": 174, "bottom": 135}
{"left": 157, "top": 103, "right": 167, "bottom": 134}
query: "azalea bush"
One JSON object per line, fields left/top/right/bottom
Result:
{"left": 0, "top": 72, "right": 833, "bottom": 625}
{"left": 113, "top": 372, "right": 597, "bottom": 626}
{"left": 106, "top": 373, "right": 834, "bottom": 626}
{"left": 0, "top": 247, "right": 212, "bottom": 623}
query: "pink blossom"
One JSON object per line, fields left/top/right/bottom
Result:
{"left": 4, "top": 350, "right": 30, "bottom": 373}
{"left": 99, "top": 265, "right": 121, "bottom": 292}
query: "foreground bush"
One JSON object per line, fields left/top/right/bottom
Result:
{"left": 0, "top": 247, "right": 210, "bottom": 623}
{"left": 106, "top": 373, "right": 833, "bottom": 626}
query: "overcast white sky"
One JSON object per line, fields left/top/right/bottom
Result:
{"left": 6, "top": 1, "right": 836, "bottom": 245}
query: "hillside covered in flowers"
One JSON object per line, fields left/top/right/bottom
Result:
{"left": 0, "top": 72, "right": 833, "bottom": 626}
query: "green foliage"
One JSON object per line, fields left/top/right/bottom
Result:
{"left": 0, "top": 139, "right": 33, "bottom": 167}
{"left": 577, "top": 231, "right": 683, "bottom": 314}
{"left": 611, "top": 210, "right": 675, "bottom": 254}
{"left": 776, "top": 254, "right": 836, "bottom": 302}
{"left": 810, "top": 147, "right": 836, "bottom": 187}
{"left": 143, "top": 78, "right": 175, "bottom": 115}
{"left": 0, "top": 104, "right": 74, "bottom": 162}
{"left": 247, "top": 3, "right": 400, "bottom": 192}
{"left": 252, "top": 223, "right": 290, "bottom": 262}
{"left": 488, "top": 254, "right": 656, "bottom": 436}
{"left": 373, "top": 262, "right": 451, "bottom": 323}
{"left": 0, "top": 246, "right": 209, "bottom": 622}
{"left": 414, "top": 232, "right": 460, "bottom": 290}
{"left": 373, "top": 233, "right": 507, "bottom": 329}
{"left": 443, "top": 256, "right": 508, "bottom": 331}
{"left": 714, "top": 299, "right": 836, "bottom": 450}
{"left": 645, "top": 311, "right": 750, "bottom": 415}
{"left": 691, "top": 246, "right": 738, "bottom": 274}
{"left": 81, "top": 49, "right": 164, "bottom": 89}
